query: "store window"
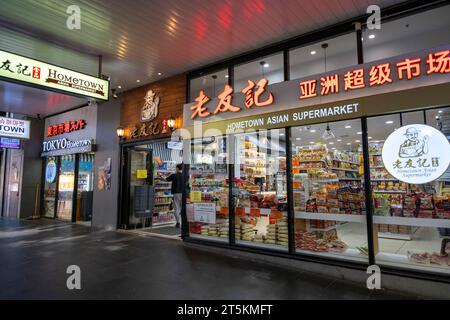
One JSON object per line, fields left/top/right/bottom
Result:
{"left": 289, "top": 33, "right": 357, "bottom": 80}
{"left": 76, "top": 154, "right": 95, "bottom": 222}
{"left": 187, "top": 136, "right": 229, "bottom": 241}
{"left": 57, "top": 155, "right": 75, "bottom": 221}
{"left": 233, "top": 53, "right": 284, "bottom": 93}
{"left": 291, "top": 119, "right": 368, "bottom": 262}
{"left": 363, "top": 5, "right": 450, "bottom": 63}
{"left": 368, "top": 108, "right": 450, "bottom": 274}
{"left": 401, "top": 111, "right": 424, "bottom": 126}
{"left": 190, "top": 69, "right": 229, "bottom": 102}
{"left": 233, "top": 129, "right": 288, "bottom": 250}
{"left": 43, "top": 156, "right": 58, "bottom": 218}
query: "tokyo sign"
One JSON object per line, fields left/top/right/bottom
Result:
{"left": 382, "top": 124, "right": 450, "bottom": 184}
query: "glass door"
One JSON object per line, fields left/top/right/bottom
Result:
{"left": 76, "top": 153, "right": 95, "bottom": 222}
{"left": 233, "top": 129, "right": 288, "bottom": 251}
{"left": 57, "top": 155, "right": 75, "bottom": 221}
{"left": 43, "top": 156, "right": 58, "bottom": 218}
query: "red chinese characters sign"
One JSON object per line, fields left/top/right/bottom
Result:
{"left": 298, "top": 49, "right": 450, "bottom": 100}
{"left": 190, "top": 78, "right": 274, "bottom": 120}
{"left": 47, "top": 119, "right": 86, "bottom": 137}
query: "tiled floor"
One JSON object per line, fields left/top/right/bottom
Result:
{"left": 0, "top": 218, "right": 420, "bottom": 300}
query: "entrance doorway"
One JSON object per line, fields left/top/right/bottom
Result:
{"left": 1, "top": 148, "right": 24, "bottom": 218}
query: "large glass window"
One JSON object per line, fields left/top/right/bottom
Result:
{"left": 43, "top": 156, "right": 58, "bottom": 218}
{"left": 368, "top": 108, "right": 450, "bottom": 274}
{"left": 187, "top": 136, "right": 229, "bottom": 242}
{"left": 190, "top": 69, "right": 229, "bottom": 102}
{"left": 233, "top": 53, "right": 284, "bottom": 92}
{"left": 363, "top": 5, "right": 450, "bottom": 62}
{"left": 291, "top": 119, "right": 368, "bottom": 262}
{"left": 290, "top": 33, "right": 357, "bottom": 80}
{"left": 233, "top": 129, "right": 288, "bottom": 251}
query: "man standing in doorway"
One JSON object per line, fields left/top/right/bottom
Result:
{"left": 166, "top": 164, "right": 183, "bottom": 228}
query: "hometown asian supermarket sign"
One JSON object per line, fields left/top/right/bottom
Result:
{"left": 0, "top": 50, "right": 109, "bottom": 101}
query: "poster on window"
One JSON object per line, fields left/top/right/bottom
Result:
{"left": 193, "top": 203, "right": 216, "bottom": 224}
{"left": 382, "top": 124, "right": 450, "bottom": 184}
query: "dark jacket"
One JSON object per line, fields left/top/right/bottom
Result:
{"left": 166, "top": 172, "right": 183, "bottom": 194}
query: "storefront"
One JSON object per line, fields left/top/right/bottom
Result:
{"left": 179, "top": 4, "right": 450, "bottom": 281}
{"left": 41, "top": 105, "right": 97, "bottom": 223}
{"left": 118, "top": 75, "right": 185, "bottom": 230}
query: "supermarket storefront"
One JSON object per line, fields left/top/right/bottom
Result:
{"left": 180, "top": 34, "right": 450, "bottom": 280}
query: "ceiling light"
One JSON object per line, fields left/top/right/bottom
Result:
{"left": 136, "top": 79, "right": 140, "bottom": 83}
{"left": 438, "top": 110, "right": 443, "bottom": 113}
{"left": 329, "top": 142, "right": 334, "bottom": 145}
{"left": 296, "top": 137, "right": 301, "bottom": 141}
{"left": 347, "top": 143, "right": 351, "bottom": 145}
{"left": 279, "top": 133, "right": 285, "bottom": 136}
{"left": 117, "top": 85, "right": 122, "bottom": 89}
{"left": 310, "top": 50, "right": 316, "bottom": 55}
{"left": 385, "top": 120, "right": 394, "bottom": 124}
{"left": 369, "top": 34, "right": 376, "bottom": 39}
{"left": 357, "top": 131, "right": 362, "bottom": 135}
{"left": 264, "top": 63, "right": 269, "bottom": 68}
{"left": 225, "top": 75, "right": 229, "bottom": 78}
{"left": 157, "top": 72, "right": 162, "bottom": 76}
{"left": 345, "top": 125, "right": 351, "bottom": 129}
{"left": 337, "top": 139, "right": 342, "bottom": 142}
{"left": 368, "top": 136, "right": 372, "bottom": 139}
{"left": 310, "top": 141, "right": 315, "bottom": 144}
{"left": 332, "top": 147, "right": 336, "bottom": 150}
{"left": 310, "top": 129, "right": 316, "bottom": 133}
{"left": 355, "top": 140, "right": 360, "bottom": 143}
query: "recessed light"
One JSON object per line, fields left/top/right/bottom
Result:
{"left": 355, "top": 140, "right": 360, "bottom": 143}
{"left": 329, "top": 142, "right": 334, "bottom": 145}
{"left": 136, "top": 79, "right": 140, "bottom": 83}
{"left": 345, "top": 125, "right": 351, "bottom": 129}
{"left": 438, "top": 110, "right": 443, "bottom": 113}
{"left": 225, "top": 75, "right": 229, "bottom": 78}
{"left": 385, "top": 120, "right": 394, "bottom": 124}
{"left": 368, "top": 136, "right": 372, "bottom": 139}
{"left": 310, "top": 141, "right": 315, "bottom": 144}
{"left": 435, "top": 116, "right": 440, "bottom": 119}
{"left": 157, "top": 72, "right": 162, "bottom": 76}
{"left": 296, "top": 137, "right": 301, "bottom": 141}
{"left": 279, "top": 133, "right": 285, "bottom": 136}
{"left": 310, "top": 129, "right": 316, "bottom": 133}
{"left": 369, "top": 34, "right": 376, "bottom": 39}
{"left": 357, "top": 131, "right": 362, "bottom": 135}
{"left": 361, "top": 37, "right": 364, "bottom": 41}
{"left": 347, "top": 143, "right": 351, "bottom": 145}
{"left": 337, "top": 139, "right": 342, "bottom": 142}
{"left": 310, "top": 50, "right": 316, "bottom": 55}
{"left": 117, "top": 85, "right": 122, "bottom": 89}
{"left": 263, "top": 63, "right": 269, "bottom": 68}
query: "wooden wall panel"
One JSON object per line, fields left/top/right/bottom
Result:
{"left": 120, "top": 74, "right": 186, "bottom": 142}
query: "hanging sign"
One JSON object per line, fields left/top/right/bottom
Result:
{"left": 0, "top": 49, "right": 109, "bottom": 100}
{"left": 0, "top": 117, "right": 30, "bottom": 139}
{"left": 382, "top": 124, "right": 450, "bottom": 184}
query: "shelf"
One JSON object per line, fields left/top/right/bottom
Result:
{"left": 371, "top": 165, "right": 385, "bottom": 169}
{"left": 338, "top": 178, "right": 361, "bottom": 181}
{"left": 371, "top": 178, "right": 399, "bottom": 181}
{"left": 331, "top": 167, "right": 359, "bottom": 172}
{"left": 155, "top": 202, "right": 172, "bottom": 205}
{"left": 373, "top": 190, "right": 406, "bottom": 194}
{"left": 155, "top": 195, "right": 173, "bottom": 198}
{"left": 373, "top": 215, "right": 450, "bottom": 228}
{"left": 155, "top": 187, "right": 171, "bottom": 190}
{"left": 298, "top": 159, "right": 327, "bottom": 163}
{"left": 378, "top": 232, "right": 412, "bottom": 241}
{"left": 295, "top": 211, "right": 366, "bottom": 223}
{"left": 369, "top": 153, "right": 382, "bottom": 156}
{"left": 332, "top": 159, "right": 360, "bottom": 165}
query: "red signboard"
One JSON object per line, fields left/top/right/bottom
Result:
{"left": 47, "top": 119, "right": 86, "bottom": 137}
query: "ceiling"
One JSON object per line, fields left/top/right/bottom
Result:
{"left": 0, "top": 0, "right": 412, "bottom": 117}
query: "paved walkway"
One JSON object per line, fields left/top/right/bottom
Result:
{"left": 0, "top": 218, "right": 418, "bottom": 300}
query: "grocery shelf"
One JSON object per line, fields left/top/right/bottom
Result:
{"left": 373, "top": 190, "right": 406, "bottom": 194}
{"left": 155, "top": 202, "right": 172, "bottom": 205}
{"left": 371, "top": 178, "right": 399, "bottom": 181}
{"left": 155, "top": 187, "right": 171, "bottom": 190}
{"left": 331, "top": 167, "right": 359, "bottom": 172}
{"left": 371, "top": 165, "right": 385, "bottom": 169}
{"left": 373, "top": 215, "right": 450, "bottom": 228}
{"left": 236, "top": 239, "right": 288, "bottom": 251}
{"left": 338, "top": 177, "right": 361, "bottom": 181}
{"left": 295, "top": 211, "right": 366, "bottom": 223}
{"left": 332, "top": 159, "right": 360, "bottom": 165}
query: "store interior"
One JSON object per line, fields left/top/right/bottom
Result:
{"left": 187, "top": 107, "right": 450, "bottom": 274}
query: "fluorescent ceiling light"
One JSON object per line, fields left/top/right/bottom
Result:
{"left": 369, "top": 34, "right": 376, "bottom": 39}
{"left": 310, "top": 50, "right": 316, "bottom": 55}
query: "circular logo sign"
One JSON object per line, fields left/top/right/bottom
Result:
{"left": 45, "top": 160, "right": 57, "bottom": 184}
{"left": 382, "top": 124, "right": 450, "bottom": 184}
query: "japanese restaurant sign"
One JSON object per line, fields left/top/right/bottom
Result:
{"left": 0, "top": 117, "right": 30, "bottom": 139}
{"left": 0, "top": 49, "right": 109, "bottom": 100}
{"left": 183, "top": 46, "right": 450, "bottom": 129}
{"left": 382, "top": 124, "right": 450, "bottom": 184}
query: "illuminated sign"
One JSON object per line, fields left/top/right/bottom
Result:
{"left": 382, "top": 124, "right": 450, "bottom": 184}
{"left": 298, "top": 50, "right": 450, "bottom": 100}
{"left": 41, "top": 138, "right": 94, "bottom": 157}
{"left": 47, "top": 119, "right": 86, "bottom": 137}
{"left": 190, "top": 78, "right": 274, "bottom": 120}
{"left": 0, "top": 137, "right": 21, "bottom": 149}
{"left": 45, "top": 160, "right": 57, "bottom": 184}
{"left": 0, "top": 50, "right": 109, "bottom": 100}
{"left": 0, "top": 117, "right": 30, "bottom": 139}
